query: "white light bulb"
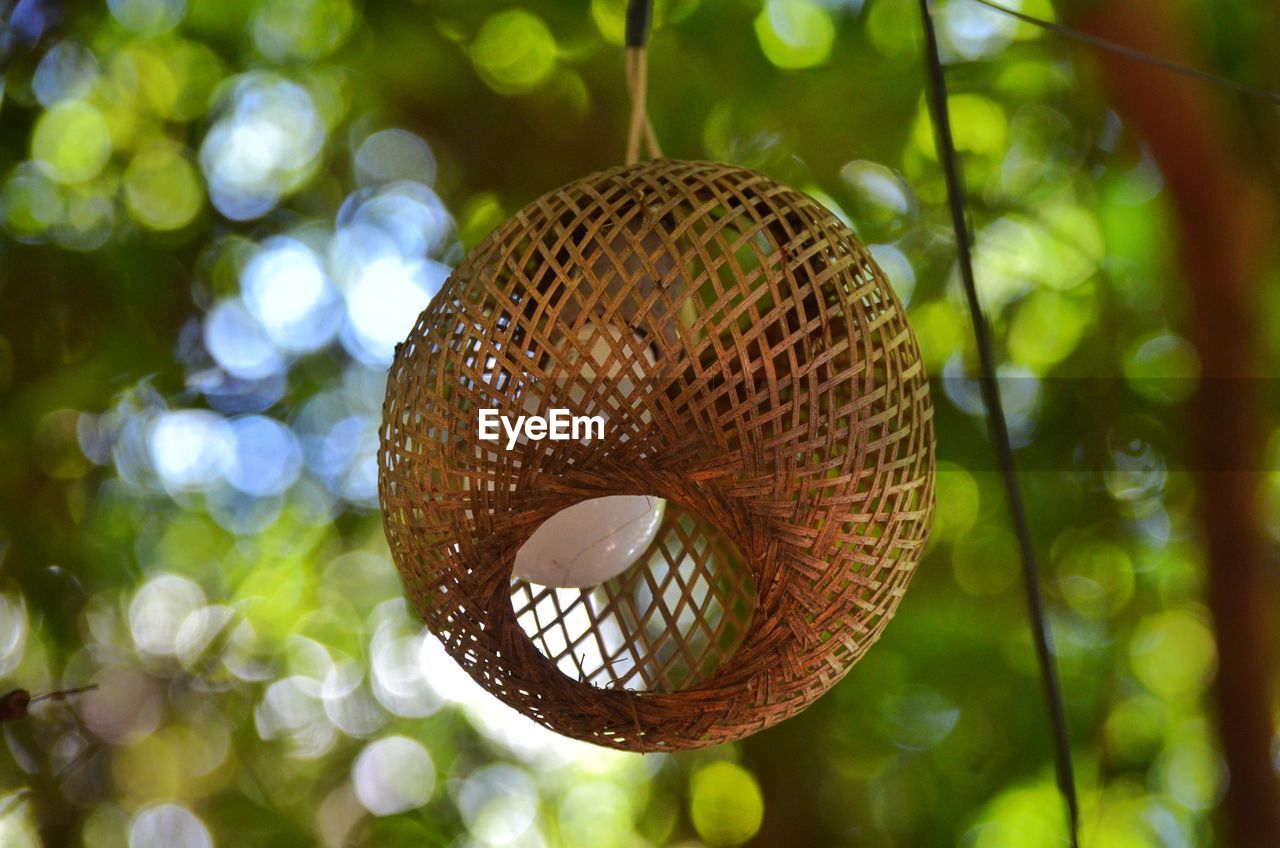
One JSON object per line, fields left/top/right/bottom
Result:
{"left": 512, "top": 494, "right": 666, "bottom": 588}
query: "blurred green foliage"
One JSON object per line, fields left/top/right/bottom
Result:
{"left": 0, "top": 0, "right": 1266, "bottom": 846}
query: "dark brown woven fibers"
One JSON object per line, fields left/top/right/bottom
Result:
{"left": 378, "top": 159, "right": 935, "bottom": 751}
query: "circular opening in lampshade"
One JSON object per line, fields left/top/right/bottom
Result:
{"left": 510, "top": 498, "right": 755, "bottom": 693}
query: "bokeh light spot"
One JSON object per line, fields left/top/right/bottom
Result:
{"left": 130, "top": 573, "right": 207, "bottom": 657}
{"left": 0, "top": 595, "right": 29, "bottom": 677}
{"left": 241, "top": 237, "right": 342, "bottom": 352}
{"left": 1057, "top": 539, "right": 1135, "bottom": 619}
{"left": 941, "top": 0, "right": 1020, "bottom": 59}
{"left": 754, "top": 0, "right": 835, "bottom": 70}
{"left": 932, "top": 462, "right": 979, "bottom": 541}
{"left": 355, "top": 129, "right": 437, "bottom": 187}
{"left": 915, "top": 93, "right": 1007, "bottom": 160}
{"left": 352, "top": 735, "right": 435, "bottom": 816}
{"left": 1130, "top": 611, "right": 1217, "bottom": 701}
{"left": 0, "top": 798, "right": 41, "bottom": 848}
{"left": 457, "top": 764, "right": 538, "bottom": 845}
{"left": 471, "top": 10, "right": 558, "bottom": 95}
{"left": 109, "top": 0, "right": 186, "bottom": 32}
{"left": 966, "top": 783, "right": 1066, "bottom": 848}
{"left": 32, "top": 100, "right": 112, "bottom": 184}
{"left": 200, "top": 74, "right": 325, "bottom": 220}
{"left": 877, "top": 684, "right": 960, "bottom": 751}
{"left": 148, "top": 409, "right": 234, "bottom": 492}
{"left": 227, "top": 415, "right": 302, "bottom": 496}
{"left": 83, "top": 666, "right": 165, "bottom": 744}
{"left": 204, "top": 299, "right": 285, "bottom": 380}
{"left": 345, "top": 182, "right": 454, "bottom": 259}
{"left": 1, "top": 165, "right": 64, "bottom": 238}
{"left": 841, "top": 160, "right": 916, "bottom": 239}
{"left": 124, "top": 146, "right": 204, "bottom": 231}
{"left": 1156, "top": 727, "right": 1225, "bottom": 811}
{"left": 559, "top": 780, "right": 634, "bottom": 847}
{"left": 33, "top": 41, "right": 100, "bottom": 107}
{"left": 128, "top": 803, "right": 211, "bottom": 848}
{"left": 342, "top": 256, "right": 446, "bottom": 365}
{"left": 1008, "top": 291, "right": 1090, "bottom": 368}
{"left": 689, "top": 762, "right": 764, "bottom": 846}
{"left": 253, "top": 0, "right": 355, "bottom": 62}
{"left": 256, "top": 676, "right": 334, "bottom": 755}
{"left": 869, "top": 243, "right": 916, "bottom": 306}
{"left": 1124, "top": 332, "right": 1200, "bottom": 404}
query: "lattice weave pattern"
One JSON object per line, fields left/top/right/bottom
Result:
{"left": 379, "top": 160, "right": 935, "bottom": 751}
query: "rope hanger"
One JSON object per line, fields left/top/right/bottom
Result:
{"left": 624, "top": 0, "right": 662, "bottom": 164}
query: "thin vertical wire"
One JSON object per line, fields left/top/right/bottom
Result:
{"left": 965, "top": 0, "right": 1280, "bottom": 108}
{"left": 916, "top": 2, "right": 1081, "bottom": 846}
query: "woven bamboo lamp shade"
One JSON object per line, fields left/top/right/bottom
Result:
{"left": 378, "top": 159, "right": 935, "bottom": 751}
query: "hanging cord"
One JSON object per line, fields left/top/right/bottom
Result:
{"left": 916, "top": 2, "right": 1081, "bottom": 847}
{"left": 625, "top": 0, "right": 663, "bottom": 164}
{"left": 965, "top": 0, "right": 1280, "bottom": 108}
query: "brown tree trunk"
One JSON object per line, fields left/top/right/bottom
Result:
{"left": 1072, "top": 3, "right": 1280, "bottom": 845}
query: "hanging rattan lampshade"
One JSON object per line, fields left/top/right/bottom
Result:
{"left": 378, "top": 159, "right": 935, "bottom": 751}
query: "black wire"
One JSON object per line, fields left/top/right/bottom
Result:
{"left": 625, "top": 0, "right": 653, "bottom": 48}
{"left": 967, "top": 0, "right": 1280, "bottom": 108}
{"left": 916, "top": 1, "right": 1081, "bottom": 846}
